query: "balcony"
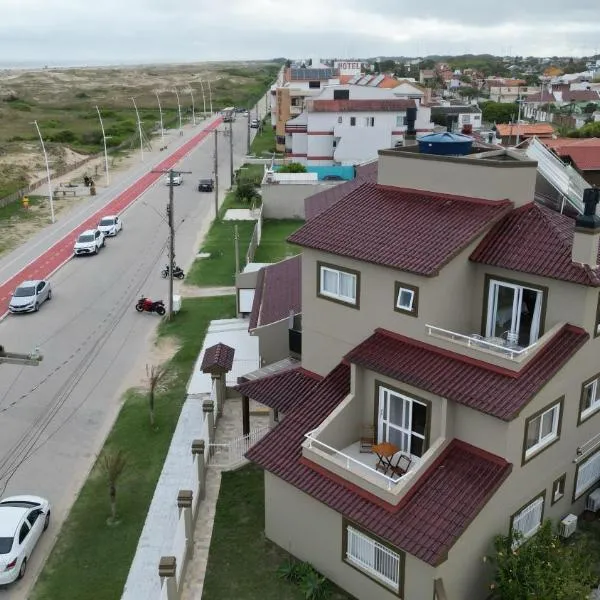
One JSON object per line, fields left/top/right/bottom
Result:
{"left": 301, "top": 392, "right": 449, "bottom": 505}
{"left": 424, "top": 322, "right": 564, "bottom": 371}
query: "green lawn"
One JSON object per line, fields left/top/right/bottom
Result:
{"left": 186, "top": 191, "right": 258, "bottom": 287}
{"left": 250, "top": 124, "right": 276, "bottom": 157}
{"left": 31, "top": 296, "right": 236, "bottom": 600}
{"left": 237, "top": 163, "right": 265, "bottom": 186}
{"left": 253, "top": 219, "right": 303, "bottom": 263}
{"left": 202, "top": 465, "right": 353, "bottom": 600}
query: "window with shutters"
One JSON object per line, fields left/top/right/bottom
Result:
{"left": 344, "top": 523, "right": 402, "bottom": 592}
{"left": 510, "top": 494, "right": 545, "bottom": 547}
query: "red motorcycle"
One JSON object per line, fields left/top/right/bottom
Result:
{"left": 135, "top": 296, "right": 166, "bottom": 316}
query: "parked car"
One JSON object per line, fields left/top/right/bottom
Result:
{"left": 164, "top": 172, "right": 183, "bottom": 186}
{"left": 0, "top": 495, "right": 51, "bottom": 584}
{"left": 198, "top": 178, "right": 214, "bottom": 192}
{"left": 323, "top": 175, "right": 344, "bottom": 181}
{"left": 8, "top": 280, "right": 52, "bottom": 314}
{"left": 97, "top": 215, "right": 123, "bottom": 237}
{"left": 73, "top": 228, "right": 105, "bottom": 256}
{"left": 250, "top": 119, "right": 260, "bottom": 129}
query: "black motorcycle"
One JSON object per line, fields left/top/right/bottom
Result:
{"left": 161, "top": 264, "right": 185, "bottom": 279}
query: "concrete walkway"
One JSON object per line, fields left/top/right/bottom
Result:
{"left": 180, "top": 396, "right": 269, "bottom": 600}
{"left": 178, "top": 285, "right": 236, "bottom": 298}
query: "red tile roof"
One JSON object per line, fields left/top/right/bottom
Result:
{"left": 495, "top": 123, "right": 554, "bottom": 137}
{"left": 310, "top": 99, "right": 416, "bottom": 113}
{"left": 234, "top": 367, "right": 321, "bottom": 413}
{"left": 200, "top": 343, "right": 235, "bottom": 373}
{"left": 345, "top": 326, "right": 588, "bottom": 421}
{"left": 304, "top": 160, "right": 378, "bottom": 221}
{"left": 542, "top": 138, "right": 600, "bottom": 171}
{"left": 561, "top": 90, "right": 600, "bottom": 103}
{"left": 246, "top": 363, "right": 511, "bottom": 565}
{"left": 471, "top": 203, "right": 600, "bottom": 286}
{"left": 289, "top": 184, "right": 513, "bottom": 276}
{"left": 249, "top": 256, "right": 302, "bottom": 330}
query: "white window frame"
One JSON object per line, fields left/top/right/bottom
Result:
{"left": 346, "top": 525, "right": 400, "bottom": 591}
{"left": 524, "top": 403, "right": 561, "bottom": 460}
{"left": 395, "top": 114, "right": 406, "bottom": 127}
{"left": 575, "top": 450, "right": 600, "bottom": 498}
{"left": 581, "top": 377, "right": 600, "bottom": 420}
{"left": 319, "top": 266, "right": 357, "bottom": 305}
{"left": 396, "top": 287, "right": 415, "bottom": 312}
{"left": 511, "top": 495, "right": 544, "bottom": 547}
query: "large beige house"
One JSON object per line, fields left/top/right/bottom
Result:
{"left": 240, "top": 143, "right": 600, "bottom": 599}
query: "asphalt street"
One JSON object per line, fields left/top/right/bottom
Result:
{"left": 0, "top": 98, "right": 268, "bottom": 598}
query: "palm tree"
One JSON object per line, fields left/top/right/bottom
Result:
{"left": 146, "top": 364, "right": 166, "bottom": 428}
{"left": 100, "top": 449, "right": 127, "bottom": 523}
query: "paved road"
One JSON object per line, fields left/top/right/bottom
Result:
{"left": 0, "top": 98, "right": 267, "bottom": 598}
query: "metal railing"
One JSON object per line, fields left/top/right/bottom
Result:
{"left": 304, "top": 433, "right": 399, "bottom": 490}
{"left": 208, "top": 426, "right": 270, "bottom": 469}
{"left": 425, "top": 324, "right": 536, "bottom": 360}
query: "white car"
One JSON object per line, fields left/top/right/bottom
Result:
{"left": 98, "top": 215, "right": 123, "bottom": 237}
{"left": 8, "top": 279, "right": 52, "bottom": 313}
{"left": 164, "top": 172, "right": 183, "bottom": 186}
{"left": 0, "top": 495, "right": 51, "bottom": 584}
{"left": 73, "top": 228, "right": 105, "bottom": 256}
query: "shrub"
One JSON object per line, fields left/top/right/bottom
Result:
{"left": 50, "top": 130, "right": 76, "bottom": 143}
{"left": 278, "top": 560, "right": 331, "bottom": 599}
{"left": 278, "top": 162, "right": 307, "bottom": 173}
{"left": 487, "top": 520, "right": 595, "bottom": 600}
{"left": 235, "top": 181, "right": 260, "bottom": 203}
{"left": 75, "top": 91, "right": 89, "bottom": 99}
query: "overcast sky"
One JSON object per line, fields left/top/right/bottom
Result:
{"left": 1, "top": 0, "right": 599, "bottom": 65}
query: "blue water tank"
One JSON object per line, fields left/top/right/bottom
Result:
{"left": 417, "top": 132, "right": 473, "bottom": 156}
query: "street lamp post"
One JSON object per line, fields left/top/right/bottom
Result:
{"left": 96, "top": 106, "right": 110, "bottom": 186}
{"left": 199, "top": 79, "right": 207, "bottom": 117}
{"left": 207, "top": 80, "right": 213, "bottom": 115}
{"left": 32, "top": 120, "right": 55, "bottom": 224}
{"left": 189, "top": 88, "right": 196, "bottom": 126}
{"left": 131, "top": 97, "right": 144, "bottom": 161}
{"left": 174, "top": 88, "right": 182, "bottom": 135}
{"left": 155, "top": 91, "right": 165, "bottom": 146}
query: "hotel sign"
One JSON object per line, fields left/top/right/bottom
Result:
{"left": 334, "top": 61, "right": 362, "bottom": 74}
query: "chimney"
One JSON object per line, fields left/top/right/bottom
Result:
{"left": 572, "top": 188, "right": 600, "bottom": 267}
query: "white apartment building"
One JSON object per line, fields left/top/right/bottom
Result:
{"left": 489, "top": 86, "right": 540, "bottom": 103}
{"left": 284, "top": 84, "right": 434, "bottom": 166}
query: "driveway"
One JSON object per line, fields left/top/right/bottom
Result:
{"left": 0, "top": 105, "right": 263, "bottom": 599}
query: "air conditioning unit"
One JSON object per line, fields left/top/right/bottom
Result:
{"left": 559, "top": 514, "right": 578, "bottom": 538}
{"left": 586, "top": 488, "right": 600, "bottom": 512}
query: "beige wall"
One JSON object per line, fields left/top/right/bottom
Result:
{"left": 253, "top": 319, "right": 291, "bottom": 366}
{"left": 377, "top": 149, "right": 538, "bottom": 208}
{"left": 264, "top": 472, "right": 437, "bottom": 600}
{"left": 261, "top": 182, "right": 339, "bottom": 219}
{"left": 300, "top": 243, "right": 482, "bottom": 376}
{"left": 276, "top": 88, "right": 291, "bottom": 152}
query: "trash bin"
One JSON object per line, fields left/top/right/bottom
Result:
{"left": 172, "top": 295, "right": 182, "bottom": 313}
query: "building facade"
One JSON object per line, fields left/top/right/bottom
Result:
{"left": 243, "top": 144, "right": 600, "bottom": 599}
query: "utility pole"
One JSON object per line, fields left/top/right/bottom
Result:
{"left": 32, "top": 120, "right": 54, "bottom": 224}
{"left": 247, "top": 108, "right": 251, "bottom": 154}
{"left": 214, "top": 130, "right": 219, "bottom": 218}
{"left": 0, "top": 345, "right": 43, "bottom": 367}
{"left": 151, "top": 168, "right": 192, "bottom": 320}
{"left": 96, "top": 106, "right": 110, "bottom": 185}
{"left": 229, "top": 118, "right": 234, "bottom": 187}
{"left": 131, "top": 97, "right": 144, "bottom": 161}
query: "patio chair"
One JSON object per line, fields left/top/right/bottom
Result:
{"left": 359, "top": 425, "right": 375, "bottom": 453}
{"left": 390, "top": 453, "right": 412, "bottom": 477}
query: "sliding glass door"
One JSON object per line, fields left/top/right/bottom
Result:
{"left": 486, "top": 280, "right": 542, "bottom": 347}
{"left": 378, "top": 388, "right": 427, "bottom": 458}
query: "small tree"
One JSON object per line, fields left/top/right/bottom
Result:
{"left": 278, "top": 162, "right": 307, "bottom": 173}
{"left": 99, "top": 449, "right": 127, "bottom": 524}
{"left": 487, "top": 520, "right": 595, "bottom": 600}
{"left": 146, "top": 364, "right": 167, "bottom": 428}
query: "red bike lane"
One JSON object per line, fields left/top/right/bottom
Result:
{"left": 0, "top": 119, "right": 222, "bottom": 317}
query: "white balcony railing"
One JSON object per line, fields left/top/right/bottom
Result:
{"left": 304, "top": 433, "right": 399, "bottom": 490}
{"left": 425, "top": 324, "right": 536, "bottom": 360}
